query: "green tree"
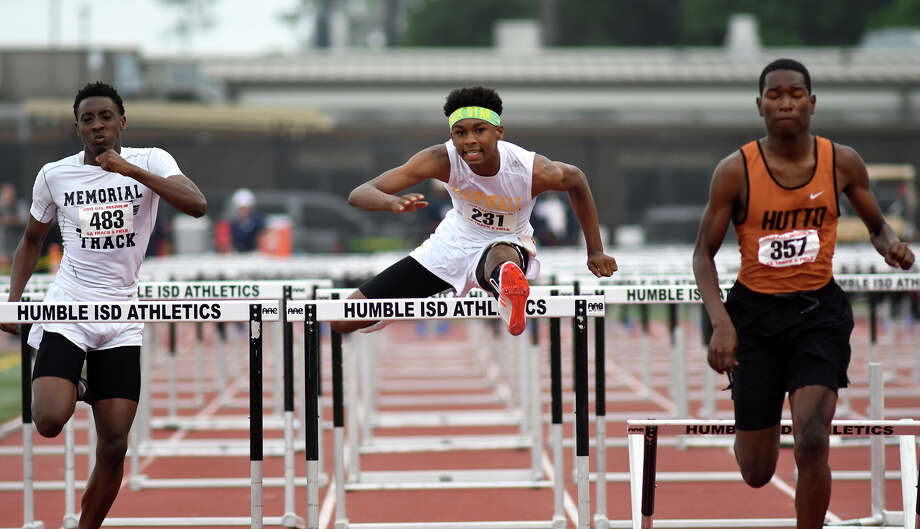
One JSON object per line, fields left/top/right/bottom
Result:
{"left": 402, "top": 0, "right": 901, "bottom": 48}
{"left": 870, "top": 0, "right": 920, "bottom": 27}
{"left": 679, "top": 0, "right": 893, "bottom": 46}
{"left": 556, "top": 0, "right": 680, "bottom": 46}
{"left": 401, "top": 0, "right": 536, "bottom": 46}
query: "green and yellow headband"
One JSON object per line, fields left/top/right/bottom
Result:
{"left": 448, "top": 106, "right": 501, "bottom": 129}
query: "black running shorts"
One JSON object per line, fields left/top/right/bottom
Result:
{"left": 725, "top": 279, "right": 854, "bottom": 431}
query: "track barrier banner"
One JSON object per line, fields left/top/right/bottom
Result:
{"left": 287, "top": 295, "right": 605, "bottom": 322}
{"left": 0, "top": 300, "right": 281, "bottom": 323}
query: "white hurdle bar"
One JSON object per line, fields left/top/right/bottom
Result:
{"left": 1, "top": 300, "right": 280, "bottom": 529}
{"left": 625, "top": 418, "right": 919, "bottom": 529}
{"left": 287, "top": 295, "right": 605, "bottom": 529}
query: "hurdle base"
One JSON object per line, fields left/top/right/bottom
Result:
{"left": 127, "top": 474, "right": 330, "bottom": 490}
{"left": 602, "top": 515, "right": 909, "bottom": 528}
{"left": 129, "top": 473, "right": 145, "bottom": 491}
{"left": 101, "top": 516, "right": 290, "bottom": 526}
{"left": 552, "top": 514, "right": 567, "bottom": 529}
{"left": 833, "top": 510, "right": 905, "bottom": 527}
{"left": 334, "top": 518, "right": 349, "bottom": 529}
{"left": 593, "top": 514, "right": 609, "bottom": 529}
{"left": 62, "top": 514, "right": 78, "bottom": 529}
{"left": 343, "top": 468, "right": 550, "bottom": 490}
{"left": 280, "top": 513, "right": 305, "bottom": 529}
{"left": 22, "top": 521, "right": 45, "bottom": 529}
{"left": 347, "top": 523, "right": 554, "bottom": 529}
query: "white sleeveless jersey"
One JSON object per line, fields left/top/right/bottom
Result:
{"left": 438, "top": 139, "right": 537, "bottom": 254}
{"left": 30, "top": 148, "right": 181, "bottom": 299}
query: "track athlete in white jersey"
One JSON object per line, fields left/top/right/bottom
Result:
{"left": 332, "top": 86, "right": 617, "bottom": 336}
{"left": 1, "top": 82, "right": 207, "bottom": 529}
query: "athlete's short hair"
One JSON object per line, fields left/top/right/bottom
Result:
{"left": 759, "top": 59, "right": 811, "bottom": 95}
{"left": 73, "top": 82, "right": 125, "bottom": 120}
{"left": 443, "top": 86, "right": 503, "bottom": 118}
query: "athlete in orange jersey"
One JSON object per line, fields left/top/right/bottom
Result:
{"left": 693, "top": 59, "right": 914, "bottom": 528}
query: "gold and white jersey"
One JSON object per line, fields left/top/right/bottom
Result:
{"left": 410, "top": 140, "right": 539, "bottom": 296}
{"left": 441, "top": 139, "right": 537, "bottom": 254}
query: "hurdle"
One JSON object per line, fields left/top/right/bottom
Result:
{"left": 561, "top": 274, "right": 920, "bottom": 427}
{"left": 136, "top": 278, "right": 330, "bottom": 429}
{"left": 2, "top": 278, "right": 332, "bottom": 527}
{"left": 571, "top": 274, "right": 920, "bottom": 528}
{"left": 626, "top": 418, "right": 919, "bottom": 529}
{"left": 134, "top": 279, "right": 330, "bottom": 529}
{"left": 314, "top": 286, "right": 576, "bottom": 487}
{"left": 287, "top": 294, "right": 605, "bottom": 529}
{"left": 1, "top": 299, "right": 280, "bottom": 529}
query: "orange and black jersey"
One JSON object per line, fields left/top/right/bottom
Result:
{"left": 735, "top": 136, "right": 838, "bottom": 294}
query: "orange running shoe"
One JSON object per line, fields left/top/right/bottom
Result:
{"left": 491, "top": 261, "right": 530, "bottom": 336}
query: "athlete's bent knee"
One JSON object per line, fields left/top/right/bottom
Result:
{"left": 32, "top": 405, "right": 72, "bottom": 438}
{"left": 739, "top": 466, "right": 774, "bottom": 488}
{"left": 33, "top": 416, "right": 67, "bottom": 438}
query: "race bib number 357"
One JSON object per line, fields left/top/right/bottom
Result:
{"left": 79, "top": 202, "right": 133, "bottom": 238}
{"left": 757, "top": 229, "right": 820, "bottom": 267}
{"left": 461, "top": 203, "right": 516, "bottom": 233}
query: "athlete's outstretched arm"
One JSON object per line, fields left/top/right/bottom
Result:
{"left": 836, "top": 145, "right": 915, "bottom": 270}
{"left": 95, "top": 149, "right": 207, "bottom": 218}
{"left": 348, "top": 145, "right": 450, "bottom": 214}
{"left": 1, "top": 216, "right": 53, "bottom": 334}
{"left": 692, "top": 154, "right": 744, "bottom": 374}
{"left": 531, "top": 155, "right": 616, "bottom": 277}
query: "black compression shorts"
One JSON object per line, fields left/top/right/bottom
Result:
{"left": 32, "top": 331, "right": 141, "bottom": 402}
{"left": 358, "top": 256, "right": 453, "bottom": 299}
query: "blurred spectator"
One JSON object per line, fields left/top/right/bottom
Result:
{"left": 532, "top": 192, "right": 572, "bottom": 246}
{"left": 228, "top": 188, "right": 266, "bottom": 253}
{"left": 421, "top": 179, "right": 453, "bottom": 234}
{"left": 0, "top": 183, "right": 28, "bottom": 269}
{"left": 145, "top": 214, "right": 173, "bottom": 257}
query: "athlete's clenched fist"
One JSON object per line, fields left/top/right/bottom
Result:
{"left": 95, "top": 149, "right": 137, "bottom": 176}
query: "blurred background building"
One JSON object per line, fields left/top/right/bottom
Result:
{"left": 1, "top": 0, "right": 919, "bottom": 257}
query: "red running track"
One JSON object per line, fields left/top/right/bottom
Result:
{"left": 0, "top": 311, "right": 917, "bottom": 528}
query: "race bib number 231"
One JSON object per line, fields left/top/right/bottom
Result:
{"left": 461, "top": 203, "right": 516, "bottom": 233}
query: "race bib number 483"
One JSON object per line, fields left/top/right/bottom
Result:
{"left": 462, "top": 203, "right": 516, "bottom": 233}
{"left": 757, "top": 229, "right": 820, "bottom": 267}
{"left": 79, "top": 202, "right": 133, "bottom": 238}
